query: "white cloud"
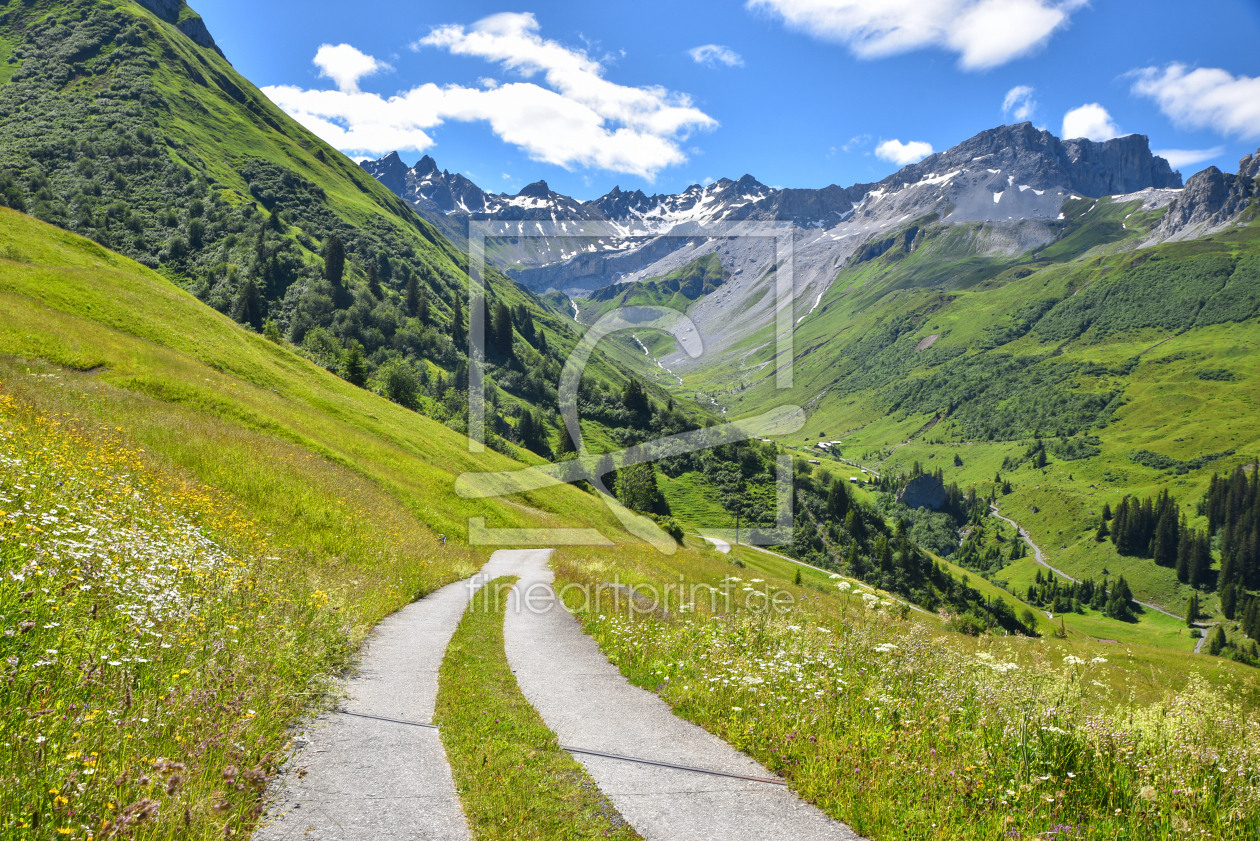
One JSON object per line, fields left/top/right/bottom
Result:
{"left": 875, "top": 139, "right": 933, "bottom": 165}
{"left": 313, "top": 44, "right": 389, "bottom": 93}
{"left": 688, "top": 44, "right": 745, "bottom": 67}
{"left": 841, "top": 133, "right": 871, "bottom": 151}
{"left": 1131, "top": 64, "right": 1260, "bottom": 140}
{"left": 262, "top": 14, "right": 716, "bottom": 179}
{"left": 1062, "top": 103, "right": 1121, "bottom": 141}
{"left": 1152, "top": 147, "right": 1225, "bottom": 169}
{"left": 1002, "top": 85, "right": 1036, "bottom": 121}
{"left": 746, "top": 0, "right": 1086, "bottom": 71}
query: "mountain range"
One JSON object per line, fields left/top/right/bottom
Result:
{"left": 363, "top": 124, "right": 1185, "bottom": 287}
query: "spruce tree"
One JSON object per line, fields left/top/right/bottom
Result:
{"left": 368, "top": 261, "right": 383, "bottom": 298}
{"left": 491, "top": 300, "right": 514, "bottom": 360}
{"left": 1185, "top": 592, "right": 1198, "bottom": 627}
{"left": 827, "top": 478, "right": 850, "bottom": 522}
{"left": 450, "top": 297, "right": 465, "bottom": 348}
{"left": 1102, "top": 502, "right": 1112, "bottom": 521}
{"left": 556, "top": 421, "right": 578, "bottom": 457}
{"left": 1221, "top": 583, "right": 1238, "bottom": 620}
{"left": 230, "top": 278, "right": 264, "bottom": 329}
{"left": 623, "top": 379, "right": 651, "bottom": 418}
{"left": 405, "top": 271, "right": 420, "bottom": 317}
{"left": 1208, "top": 625, "right": 1226, "bottom": 656}
{"left": 342, "top": 342, "right": 367, "bottom": 387}
{"left": 1152, "top": 509, "right": 1179, "bottom": 567}
{"left": 1095, "top": 518, "right": 1109, "bottom": 542}
{"left": 324, "top": 234, "right": 345, "bottom": 286}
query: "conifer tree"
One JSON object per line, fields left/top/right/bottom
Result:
{"left": 1208, "top": 625, "right": 1226, "bottom": 656}
{"left": 230, "top": 278, "right": 264, "bottom": 329}
{"left": 405, "top": 271, "right": 420, "bottom": 317}
{"left": 1221, "top": 583, "right": 1238, "bottom": 620}
{"left": 341, "top": 342, "right": 367, "bottom": 387}
{"left": 367, "top": 261, "right": 382, "bottom": 298}
{"left": 324, "top": 234, "right": 345, "bottom": 287}
{"left": 450, "top": 297, "right": 465, "bottom": 348}
{"left": 1095, "top": 518, "right": 1109, "bottom": 542}
{"left": 826, "top": 478, "right": 850, "bottom": 522}
{"left": 491, "top": 300, "right": 514, "bottom": 360}
{"left": 1185, "top": 592, "right": 1199, "bottom": 627}
{"left": 623, "top": 379, "right": 651, "bottom": 418}
{"left": 1102, "top": 502, "right": 1112, "bottom": 521}
{"left": 556, "top": 421, "right": 578, "bottom": 457}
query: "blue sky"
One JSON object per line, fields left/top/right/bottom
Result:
{"left": 193, "top": 0, "right": 1260, "bottom": 200}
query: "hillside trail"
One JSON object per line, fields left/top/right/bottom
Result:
{"left": 254, "top": 549, "right": 862, "bottom": 840}
{"left": 988, "top": 505, "right": 1189, "bottom": 625}
{"left": 499, "top": 549, "right": 862, "bottom": 841}
{"left": 252, "top": 554, "right": 521, "bottom": 840}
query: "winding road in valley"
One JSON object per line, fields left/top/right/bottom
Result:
{"left": 988, "top": 504, "right": 1189, "bottom": 624}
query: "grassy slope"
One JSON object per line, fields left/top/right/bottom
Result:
{"left": 0, "top": 206, "right": 629, "bottom": 561}
{"left": 557, "top": 540, "right": 1260, "bottom": 841}
{"left": 645, "top": 206, "right": 1260, "bottom": 635}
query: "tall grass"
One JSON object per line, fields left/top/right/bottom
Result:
{"left": 0, "top": 391, "right": 469, "bottom": 838}
{"left": 555, "top": 548, "right": 1260, "bottom": 841}
{"left": 435, "top": 577, "right": 639, "bottom": 840}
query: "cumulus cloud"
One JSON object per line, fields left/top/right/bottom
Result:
{"left": 261, "top": 13, "right": 716, "bottom": 179}
{"left": 1152, "top": 147, "right": 1225, "bottom": 169}
{"left": 688, "top": 44, "right": 745, "bottom": 67}
{"left": 1131, "top": 64, "right": 1260, "bottom": 140}
{"left": 1002, "top": 85, "right": 1036, "bottom": 121}
{"left": 1062, "top": 103, "right": 1121, "bottom": 141}
{"left": 875, "top": 139, "right": 933, "bottom": 165}
{"left": 746, "top": 0, "right": 1086, "bottom": 70}
{"left": 313, "top": 44, "right": 390, "bottom": 93}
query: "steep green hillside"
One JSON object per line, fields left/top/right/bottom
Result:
{"left": 663, "top": 204, "right": 1260, "bottom": 632}
{"left": 0, "top": 0, "right": 675, "bottom": 456}
{"left": 0, "top": 203, "right": 657, "bottom": 836}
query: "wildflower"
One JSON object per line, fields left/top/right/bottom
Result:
{"left": 1138, "top": 785, "right": 1157, "bottom": 801}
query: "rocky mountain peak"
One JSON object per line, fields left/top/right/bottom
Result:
{"left": 359, "top": 151, "right": 410, "bottom": 197}
{"left": 137, "top": 0, "right": 223, "bottom": 56}
{"left": 517, "top": 180, "right": 551, "bottom": 199}
{"left": 1156, "top": 147, "right": 1258, "bottom": 241}
{"left": 415, "top": 155, "right": 440, "bottom": 177}
{"left": 880, "top": 122, "right": 1181, "bottom": 197}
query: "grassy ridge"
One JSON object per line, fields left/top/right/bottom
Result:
{"left": 435, "top": 577, "right": 639, "bottom": 840}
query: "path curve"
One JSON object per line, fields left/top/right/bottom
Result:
{"left": 989, "top": 505, "right": 1185, "bottom": 623}
{"left": 497, "top": 549, "right": 862, "bottom": 841}
{"left": 699, "top": 534, "right": 731, "bottom": 554}
{"left": 254, "top": 557, "right": 520, "bottom": 840}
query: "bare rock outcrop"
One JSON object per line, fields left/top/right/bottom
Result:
{"left": 1155, "top": 149, "right": 1259, "bottom": 241}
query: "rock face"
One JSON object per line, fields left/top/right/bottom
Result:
{"left": 363, "top": 123, "right": 1182, "bottom": 264}
{"left": 884, "top": 123, "right": 1181, "bottom": 196}
{"left": 898, "top": 474, "right": 948, "bottom": 511}
{"left": 1155, "top": 148, "right": 1258, "bottom": 241}
{"left": 137, "top": 0, "right": 223, "bottom": 56}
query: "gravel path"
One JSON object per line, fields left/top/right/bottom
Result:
{"left": 253, "top": 558, "right": 518, "bottom": 840}
{"left": 699, "top": 534, "right": 731, "bottom": 553}
{"left": 498, "top": 549, "right": 862, "bottom": 841}
{"left": 989, "top": 504, "right": 1186, "bottom": 623}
